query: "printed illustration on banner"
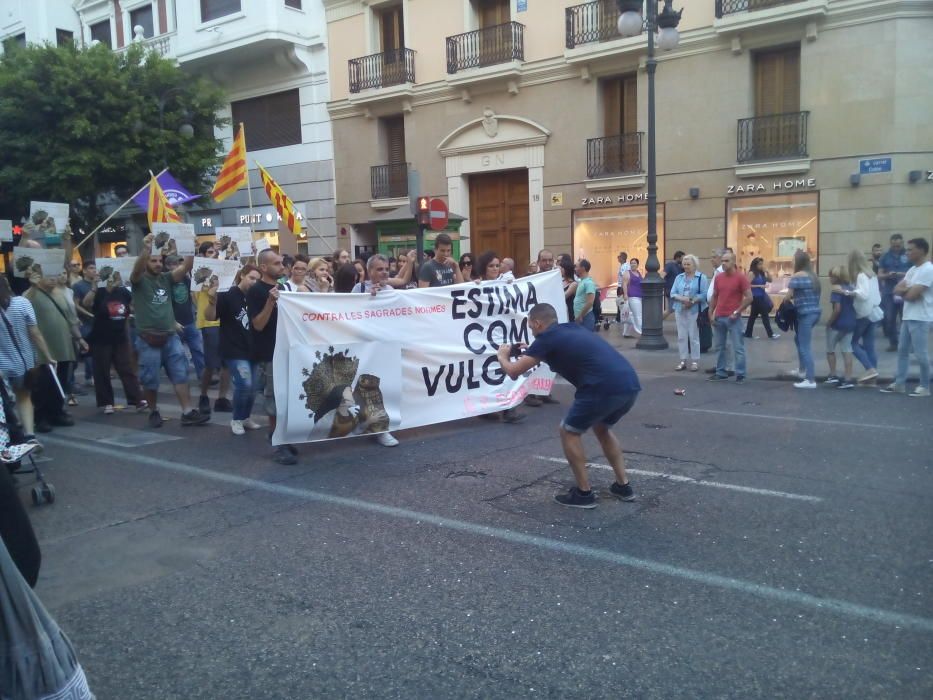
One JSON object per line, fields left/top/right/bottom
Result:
{"left": 286, "top": 343, "right": 402, "bottom": 443}
{"left": 151, "top": 223, "right": 196, "bottom": 257}
{"left": 95, "top": 257, "right": 137, "bottom": 288}
{"left": 190, "top": 257, "right": 241, "bottom": 292}
{"left": 215, "top": 226, "right": 253, "bottom": 261}
{"left": 12, "top": 247, "right": 66, "bottom": 279}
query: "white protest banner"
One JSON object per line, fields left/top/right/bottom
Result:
{"left": 252, "top": 237, "right": 271, "bottom": 255}
{"left": 12, "top": 247, "right": 66, "bottom": 279}
{"left": 272, "top": 270, "right": 566, "bottom": 445}
{"left": 150, "top": 222, "right": 195, "bottom": 257}
{"left": 190, "top": 257, "right": 241, "bottom": 292}
{"left": 215, "top": 226, "right": 252, "bottom": 261}
{"left": 29, "top": 201, "right": 69, "bottom": 235}
{"left": 0, "top": 220, "right": 12, "bottom": 243}
{"left": 95, "top": 257, "right": 137, "bottom": 288}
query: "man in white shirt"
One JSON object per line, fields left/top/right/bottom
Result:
{"left": 498, "top": 258, "right": 516, "bottom": 284}
{"left": 882, "top": 238, "right": 932, "bottom": 397}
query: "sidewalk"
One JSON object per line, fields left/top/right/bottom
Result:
{"left": 599, "top": 318, "right": 928, "bottom": 384}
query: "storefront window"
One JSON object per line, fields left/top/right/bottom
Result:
{"left": 726, "top": 192, "right": 819, "bottom": 290}
{"left": 572, "top": 204, "right": 665, "bottom": 289}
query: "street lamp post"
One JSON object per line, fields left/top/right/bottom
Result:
{"left": 617, "top": 0, "right": 682, "bottom": 350}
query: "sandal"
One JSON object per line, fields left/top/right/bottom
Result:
{"left": 675, "top": 361, "right": 686, "bottom": 371}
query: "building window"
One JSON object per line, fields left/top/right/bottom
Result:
{"left": 231, "top": 90, "right": 302, "bottom": 151}
{"left": 56, "top": 29, "right": 74, "bottom": 47}
{"left": 602, "top": 75, "right": 637, "bottom": 136}
{"left": 3, "top": 33, "right": 27, "bottom": 51}
{"left": 200, "top": 0, "right": 242, "bottom": 23}
{"left": 377, "top": 3, "right": 404, "bottom": 51}
{"left": 130, "top": 5, "right": 155, "bottom": 38}
{"left": 89, "top": 21, "right": 112, "bottom": 48}
{"left": 475, "top": 0, "right": 510, "bottom": 28}
{"left": 572, "top": 204, "right": 666, "bottom": 289}
{"left": 754, "top": 45, "right": 800, "bottom": 116}
{"left": 285, "top": 0, "right": 302, "bottom": 8}
{"left": 726, "top": 192, "right": 819, "bottom": 282}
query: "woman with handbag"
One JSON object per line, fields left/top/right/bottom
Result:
{"left": 621, "top": 258, "right": 644, "bottom": 338}
{"left": 0, "top": 277, "right": 52, "bottom": 441}
{"left": 846, "top": 249, "right": 884, "bottom": 384}
{"left": 744, "top": 257, "right": 779, "bottom": 339}
{"left": 669, "top": 255, "right": 708, "bottom": 371}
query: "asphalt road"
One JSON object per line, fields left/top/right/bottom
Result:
{"left": 14, "top": 336, "right": 933, "bottom": 699}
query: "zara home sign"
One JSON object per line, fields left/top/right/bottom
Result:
{"left": 727, "top": 178, "right": 817, "bottom": 195}
{"left": 581, "top": 192, "right": 647, "bottom": 206}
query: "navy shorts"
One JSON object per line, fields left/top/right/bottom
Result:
{"left": 561, "top": 391, "right": 639, "bottom": 434}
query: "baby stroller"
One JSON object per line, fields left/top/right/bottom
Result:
{"left": 0, "top": 378, "right": 54, "bottom": 506}
{"left": 595, "top": 286, "right": 619, "bottom": 332}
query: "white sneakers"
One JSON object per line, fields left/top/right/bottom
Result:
{"left": 375, "top": 432, "right": 399, "bottom": 447}
{"left": 793, "top": 379, "right": 817, "bottom": 389}
{"left": 231, "top": 418, "right": 263, "bottom": 435}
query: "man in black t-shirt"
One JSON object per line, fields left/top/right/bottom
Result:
{"left": 498, "top": 303, "right": 641, "bottom": 509}
{"left": 246, "top": 250, "right": 297, "bottom": 464}
{"left": 205, "top": 264, "right": 263, "bottom": 437}
{"left": 81, "top": 276, "right": 144, "bottom": 413}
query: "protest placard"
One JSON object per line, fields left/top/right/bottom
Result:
{"left": 12, "top": 247, "right": 66, "bottom": 279}
{"left": 214, "top": 227, "right": 252, "bottom": 261}
{"left": 190, "top": 257, "right": 241, "bottom": 293}
{"left": 28, "top": 202, "right": 69, "bottom": 235}
{"left": 95, "top": 257, "right": 137, "bottom": 288}
{"left": 0, "top": 220, "right": 12, "bottom": 243}
{"left": 150, "top": 222, "right": 195, "bottom": 257}
{"left": 271, "top": 270, "right": 566, "bottom": 445}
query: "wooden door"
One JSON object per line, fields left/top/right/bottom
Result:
{"left": 469, "top": 170, "right": 530, "bottom": 277}
{"left": 477, "top": 0, "right": 510, "bottom": 66}
{"left": 753, "top": 45, "right": 801, "bottom": 158}
{"left": 602, "top": 75, "right": 638, "bottom": 172}
{"left": 379, "top": 4, "right": 405, "bottom": 85}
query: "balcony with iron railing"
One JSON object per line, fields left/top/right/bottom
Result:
{"left": 371, "top": 162, "right": 409, "bottom": 201}
{"left": 446, "top": 21, "right": 524, "bottom": 75}
{"left": 587, "top": 133, "right": 644, "bottom": 179}
{"left": 713, "top": 0, "right": 829, "bottom": 34}
{"left": 566, "top": 1, "right": 620, "bottom": 49}
{"left": 736, "top": 112, "right": 809, "bottom": 163}
{"left": 349, "top": 48, "right": 416, "bottom": 94}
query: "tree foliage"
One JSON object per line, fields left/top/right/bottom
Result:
{"left": 0, "top": 42, "right": 226, "bottom": 231}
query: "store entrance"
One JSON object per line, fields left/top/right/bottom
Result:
{"left": 468, "top": 169, "right": 529, "bottom": 275}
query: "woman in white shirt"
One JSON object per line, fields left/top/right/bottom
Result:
{"left": 846, "top": 250, "right": 884, "bottom": 384}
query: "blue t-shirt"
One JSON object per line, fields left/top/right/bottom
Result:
{"left": 830, "top": 287, "right": 856, "bottom": 332}
{"left": 526, "top": 322, "right": 641, "bottom": 398}
{"left": 878, "top": 250, "right": 910, "bottom": 294}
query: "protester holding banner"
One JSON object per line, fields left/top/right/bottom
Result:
{"left": 204, "top": 265, "right": 264, "bottom": 436}
{"left": 81, "top": 272, "right": 144, "bottom": 414}
{"left": 352, "top": 253, "right": 415, "bottom": 294}
{"left": 334, "top": 264, "right": 360, "bottom": 294}
{"left": 418, "top": 233, "right": 463, "bottom": 288}
{"left": 130, "top": 233, "right": 210, "bottom": 428}
{"left": 498, "top": 303, "right": 640, "bottom": 509}
{"left": 248, "top": 249, "right": 297, "bottom": 465}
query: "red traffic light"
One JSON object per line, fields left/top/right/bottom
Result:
{"left": 417, "top": 196, "right": 430, "bottom": 212}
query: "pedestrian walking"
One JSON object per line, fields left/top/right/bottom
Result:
{"left": 846, "top": 249, "right": 884, "bottom": 384}
{"left": 744, "top": 257, "right": 779, "bottom": 339}
{"left": 620, "top": 258, "right": 643, "bottom": 337}
{"left": 573, "top": 259, "right": 598, "bottom": 331}
{"left": 824, "top": 266, "right": 857, "bottom": 389}
{"left": 707, "top": 251, "right": 752, "bottom": 384}
{"left": 785, "top": 250, "right": 822, "bottom": 389}
{"left": 881, "top": 238, "right": 932, "bottom": 397}
{"left": 497, "top": 303, "right": 641, "bottom": 509}
{"left": 878, "top": 233, "right": 910, "bottom": 351}
{"left": 670, "top": 254, "right": 707, "bottom": 372}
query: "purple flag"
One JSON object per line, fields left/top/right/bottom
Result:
{"left": 132, "top": 170, "right": 201, "bottom": 210}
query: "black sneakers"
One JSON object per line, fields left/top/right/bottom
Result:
{"left": 214, "top": 397, "right": 233, "bottom": 413}
{"left": 610, "top": 481, "right": 636, "bottom": 501}
{"left": 148, "top": 410, "right": 163, "bottom": 428}
{"left": 198, "top": 395, "right": 211, "bottom": 415}
{"left": 181, "top": 409, "right": 211, "bottom": 426}
{"left": 272, "top": 445, "right": 297, "bottom": 465}
{"left": 554, "top": 487, "right": 597, "bottom": 509}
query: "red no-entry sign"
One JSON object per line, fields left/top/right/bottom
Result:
{"left": 429, "top": 198, "right": 449, "bottom": 231}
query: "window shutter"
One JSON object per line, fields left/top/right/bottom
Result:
{"left": 385, "top": 116, "right": 406, "bottom": 164}
{"left": 622, "top": 75, "right": 638, "bottom": 134}
{"left": 380, "top": 5, "right": 403, "bottom": 51}
{"left": 603, "top": 79, "right": 622, "bottom": 136}
{"left": 231, "top": 90, "right": 302, "bottom": 151}
{"left": 755, "top": 46, "right": 800, "bottom": 116}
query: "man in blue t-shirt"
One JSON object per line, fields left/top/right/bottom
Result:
{"left": 878, "top": 233, "right": 911, "bottom": 350}
{"left": 497, "top": 303, "right": 641, "bottom": 509}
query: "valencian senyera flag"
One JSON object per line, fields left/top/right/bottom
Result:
{"left": 146, "top": 172, "right": 182, "bottom": 229}
{"left": 211, "top": 123, "right": 248, "bottom": 203}
{"left": 257, "top": 163, "right": 302, "bottom": 235}
{"left": 132, "top": 168, "right": 200, "bottom": 211}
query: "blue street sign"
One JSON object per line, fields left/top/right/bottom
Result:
{"left": 859, "top": 157, "right": 892, "bottom": 174}
{"left": 517, "top": 0, "right": 527, "bottom": 11}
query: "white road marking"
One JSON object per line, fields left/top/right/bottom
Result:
{"left": 42, "top": 435, "right": 931, "bottom": 633}
{"left": 682, "top": 408, "right": 910, "bottom": 431}
{"left": 534, "top": 456, "right": 822, "bottom": 503}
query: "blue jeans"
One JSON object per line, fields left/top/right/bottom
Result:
{"left": 794, "top": 311, "right": 821, "bottom": 381}
{"left": 881, "top": 293, "right": 901, "bottom": 346}
{"left": 895, "top": 321, "right": 930, "bottom": 389}
{"left": 135, "top": 333, "right": 189, "bottom": 390}
{"left": 713, "top": 317, "right": 746, "bottom": 378}
{"left": 179, "top": 322, "right": 205, "bottom": 377}
{"left": 225, "top": 359, "right": 257, "bottom": 421}
{"left": 851, "top": 317, "right": 878, "bottom": 371}
{"left": 579, "top": 310, "right": 595, "bottom": 331}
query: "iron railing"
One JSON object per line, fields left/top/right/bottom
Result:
{"left": 349, "top": 48, "right": 416, "bottom": 93}
{"left": 716, "top": 0, "right": 804, "bottom": 18}
{"left": 737, "top": 111, "right": 809, "bottom": 162}
{"left": 566, "top": 1, "right": 620, "bottom": 49}
{"left": 446, "top": 22, "right": 524, "bottom": 74}
{"left": 371, "top": 162, "right": 409, "bottom": 200}
{"left": 586, "top": 133, "right": 644, "bottom": 178}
